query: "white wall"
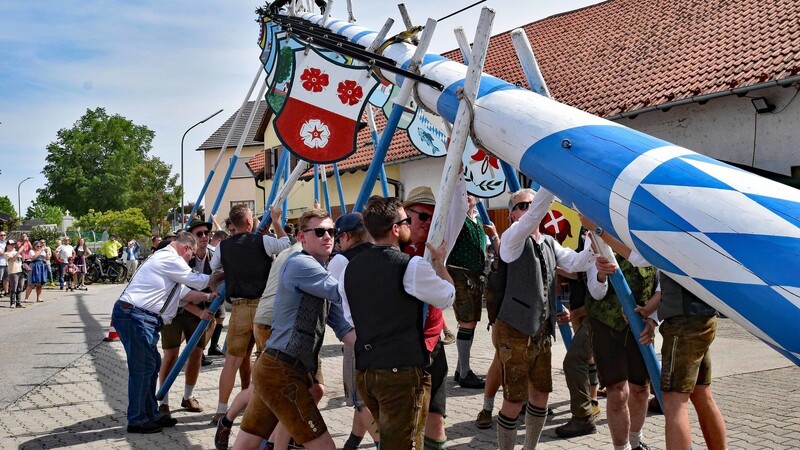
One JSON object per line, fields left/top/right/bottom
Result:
{"left": 616, "top": 85, "right": 800, "bottom": 176}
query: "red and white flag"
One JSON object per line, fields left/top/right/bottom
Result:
{"left": 274, "top": 47, "right": 379, "bottom": 163}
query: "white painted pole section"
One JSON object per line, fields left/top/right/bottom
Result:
{"left": 321, "top": 0, "right": 333, "bottom": 26}
{"left": 232, "top": 80, "right": 268, "bottom": 159}
{"left": 209, "top": 64, "right": 263, "bottom": 172}
{"left": 346, "top": 0, "right": 356, "bottom": 23}
{"left": 398, "top": 4, "right": 414, "bottom": 31}
{"left": 511, "top": 28, "right": 551, "bottom": 97}
{"left": 365, "top": 106, "right": 381, "bottom": 140}
{"left": 426, "top": 7, "right": 495, "bottom": 257}
{"left": 509, "top": 27, "right": 557, "bottom": 223}
{"left": 453, "top": 26, "right": 472, "bottom": 65}
{"left": 366, "top": 19, "right": 395, "bottom": 53}
{"left": 393, "top": 17, "right": 437, "bottom": 109}
{"left": 270, "top": 161, "right": 313, "bottom": 209}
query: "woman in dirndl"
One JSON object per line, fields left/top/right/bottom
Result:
{"left": 25, "top": 240, "right": 48, "bottom": 302}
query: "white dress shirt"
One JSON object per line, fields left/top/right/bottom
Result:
{"left": 120, "top": 245, "right": 210, "bottom": 323}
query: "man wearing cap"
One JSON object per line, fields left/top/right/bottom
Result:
{"left": 327, "top": 212, "right": 379, "bottom": 450}
{"left": 210, "top": 204, "right": 291, "bottom": 424}
{"left": 157, "top": 218, "right": 218, "bottom": 419}
{"left": 112, "top": 232, "right": 224, "bottom": 433}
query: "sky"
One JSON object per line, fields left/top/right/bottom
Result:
{"left": 0, "top": 0, "right": 603, "bottom": 218}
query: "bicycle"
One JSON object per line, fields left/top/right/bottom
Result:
{"left": 84, "top": 254, "right": 128, "bottom": 285}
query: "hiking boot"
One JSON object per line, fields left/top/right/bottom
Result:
{"left": 554, "top": 417, "right": 597, "bottom": 438}
{"left": 215, "top": 418, "right": 232, "bottom": 450}
{"left": 158, "top": 404, "right": 171, "bottom": 420}
{"left": 181, "top": 396, "right": 203, "bottom": 412}
{"left": 591, "top": 400, "right": 602, "bottom": 419}
{"left": 475, "top": 408, "right": 493, "bottom": 429}
{"left": 458, "top": 370, "right": 485, "bottom": 389}
{"left": 441, "top": 329, "right": 456, "bottom": 345}
{"left": 211, "top": 412, "right": 226, "bottom": 425}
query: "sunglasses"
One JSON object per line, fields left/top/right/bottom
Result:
{"left": 303, "top": 227, "right": 336, "bottom": 238}
{"left": 194, "top": 230, "right": 210, "bottom": 237}
{"left": 407, "top": 209, "right": 432, "bottom": 222}
{"left": 394, "top": 216, "right": 413, "bottom": 226}
{"left": 512, "top": 201, "right": 532, "bottom": 212}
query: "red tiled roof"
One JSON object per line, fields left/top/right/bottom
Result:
{"left": 442, "top": 0, "right": 800, "bottom": 117}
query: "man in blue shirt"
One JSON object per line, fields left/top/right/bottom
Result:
{"left": 232, "top": 209, "right": 353, "bottom": 450}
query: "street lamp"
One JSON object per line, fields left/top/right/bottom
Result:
{"left": 181, "top": 108, "right": 224, "bottom": 228}
{"left": 17, "top": 176, "right": 32, "bottom": 224}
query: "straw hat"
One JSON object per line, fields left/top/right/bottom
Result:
{"left": 403, "top": 186, "right": 436, "bottom": 208}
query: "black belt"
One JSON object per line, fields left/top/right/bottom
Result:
{"left": 117, "top": 300, "right": 160, "bottom": 319}
{"left": 264, "top": 348, "right": 307, "bottom": 372}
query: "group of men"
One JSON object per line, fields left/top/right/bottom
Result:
{"left": 113, "top": 184, "right": 727, "bottom": 450}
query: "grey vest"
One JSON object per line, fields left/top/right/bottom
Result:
{"left": 284, "top": 292, "right": 331, "bottom": 373}
{"left": 497, "top": 235, "right": 557, "bottom": 338}
{"left": 658, "top": 273, "right": 716, "bottom": 320}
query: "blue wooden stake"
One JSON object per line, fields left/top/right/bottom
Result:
{"left": 157, "top": 284, "right": 227, "bottom": 401}
{"left": 256, "top": 150, "right": 289, "bottom": 233}
{"left": 333, "top": 163, "right": 347, "bottom": 214}
{"left": 353, "top": 105, "right": 405, "bottom": 212}
{"left": 313, "top": 164, "right": 320, "bottom": 204}
{"left": 282, "top": 156, "right": 289, "bottom": 227}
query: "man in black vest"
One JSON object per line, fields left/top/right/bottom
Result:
{"left": 209, "top": 204, "right": 291, "bottom": 424}
{"left": 495, "top": 189, "right": 596, "bottom": 450}
{"left": 342, "top": 196, "right": 455, "bottom": 450}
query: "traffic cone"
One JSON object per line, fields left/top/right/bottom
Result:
{"left": 103, "top": 322, "right": 119, "bottom": 342}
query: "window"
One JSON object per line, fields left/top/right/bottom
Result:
{"left": 230, "top": 200, "right": 255, "bottom": 211}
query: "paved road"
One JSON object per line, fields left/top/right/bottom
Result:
{"left": 1, "top": 283, "right": 798, "bottom": 449}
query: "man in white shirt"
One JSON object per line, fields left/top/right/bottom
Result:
{"left": 55, "top": 237, "right": 75, "bottom": 290}
{"left": 111, "top": 232, "right": 223, "bottom": 434}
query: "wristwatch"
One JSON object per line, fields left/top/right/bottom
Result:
{"left": 594, "top": 227, "right": 603, "bottom": 236}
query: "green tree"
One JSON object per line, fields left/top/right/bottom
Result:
{"left": 39, "top": 107, "right": 155, "bottom": 216}
{"left": 26, "top": 200, "right": 65, "bottom": 226}
{"left": 73, "top": 208, "right": 150, "bottom": 243}
{"left": 129, "top": 156, "right": 181, "bottom": 233}
{"left": 0, "top": 196, "right": 17, "bottom": 218}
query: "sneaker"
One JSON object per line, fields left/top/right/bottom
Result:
{"left": 214, "top": 417, "right": 232, "bottom": 450}
{"left": 475, "top": 409, "right": 493, "bottom": 429}
{"left": 15, "top": 303, "right": 24, "bottom": 308}
{"left": 127, "top": 421, "right": 162, "bottom": 434}
{"left": 202, "top": 355, "right": 213, "bottom": 366}
{"left": 441, "top": 329, "right": 456, "bottom": 345}
{"left": 632, "top": 444, "right": 650, "bottom": 450}
{"left": 158, "top": 403, "right": 172, "bottom": 420}
{"left": 155, "top": 415, "right": 178, "bottom": 427}
{"left": 208, "top": 346, "right": 225, "bottom": 356}
{"left": 591, "top": 400, "right": 602, "bottom": 419}
{"left": 181, "top": 396, "right": 203, "bottom": 412}
{"left": 554, "top": 417, "right": 597, "bottom": 438}
{"left": 211, "top": 412, "right": 226, "bottom": 425}
{"left": 458, "top": 370, "right": 486, "bottom": 389}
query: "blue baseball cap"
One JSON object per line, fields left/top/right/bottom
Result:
{"left": 334, "top": 213, "right": 364, "bottom": 236}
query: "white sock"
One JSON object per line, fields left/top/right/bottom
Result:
{"left": 629, "top": 430, "right": 642, "bottom": 448}
{"left": 614, "top": 444, "right": 632, "bottom": 450}
{"left": 217, "top": 402, "right": 228, "bottom": 414}
{"left": 161, "top": 392, "right": 169, "bottom": 406}
{"left": 184, "top": 384, "right": 195, "bottom": 400}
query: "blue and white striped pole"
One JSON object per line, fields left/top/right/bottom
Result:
{"left": 301, "top": 11, "right": 800, "bottom": 366}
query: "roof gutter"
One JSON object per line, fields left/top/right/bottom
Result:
{"left": 607, "top": 76, "right": 800, "bottom": 120}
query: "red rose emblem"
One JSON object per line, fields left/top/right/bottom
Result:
{"left": 337, "top": 80, "right": 364, "bottom": 106}
{"left": 301, "top": 67, "right": 329, "bottom": 92}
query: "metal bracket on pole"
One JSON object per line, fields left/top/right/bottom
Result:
{"left": 352, "top": 17, "right": 437, "bottom": 212}
{"left": 426, "top": 7, "right": 495, "bottom": 257}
